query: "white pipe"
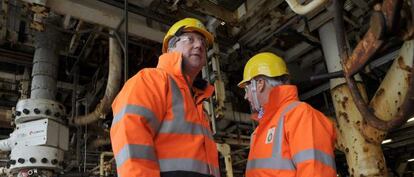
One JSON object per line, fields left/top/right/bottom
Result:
{"left": 217, "top": 144, "right": 234, "bottom": 177}
{"left": 0, "top": 138, "right": 12, "bottom": 151}
{"left": 285, "top": 0, "right": 328, "bottom": 15}
{"left": 73, "top": 33, "right": 122, "bottom": 125}
{"left": 100, "top": 152, "right": 113, "bottom": 176}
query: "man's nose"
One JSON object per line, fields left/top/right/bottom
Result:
{"left": 193, "top": 38, "right": 205, "bottom": 48}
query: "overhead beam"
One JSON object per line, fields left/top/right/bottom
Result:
{"left": 284, "top": 42, "right": 315, "bottom": 63}
{"left": 300, "top": 49, "right": 323, "bottom": 69}
{"left": 46, "top": 0, "right": 165, "bottom": 42}
{"left": 300, "top": 82, "right": 330, "bottom": 100}
{"left": 349, "top": 0, "right": 368, "bottom": 10}
{"left": 0, "top": 71, "right": 84, "bottom": 91}
{"left": 129, "top": 0, "right": 154, "bottom": 8}
{"left": 296, "top": 10, "right": 334, "bottom": 32}
{"left": 237, "top": 0, "right": 268, "bottom": 21}
{"left": 186, "top": 0, "right": 237, "bottom": 24}
{"left": 0, "top": 49, "right": 33, "bottom": 66}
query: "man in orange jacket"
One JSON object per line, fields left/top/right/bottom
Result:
{"left": 238, "top": 52, "right": 337, "bottom": 177}
{"left": 110, "top": 18, "right": 220, "bottom": 177}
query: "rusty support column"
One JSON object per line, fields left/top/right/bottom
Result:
{"left": 370, "top": 41, "right": 414, "bottom": 124}
{"left": 319, "top": 21, "right": 388, "bottom": 176}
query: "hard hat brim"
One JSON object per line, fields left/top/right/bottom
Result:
{"left": 162, "top": 27, "right": 214, "bottom": 53}
{"left": 237, "top": 78, "right": 250, "bottom": 88}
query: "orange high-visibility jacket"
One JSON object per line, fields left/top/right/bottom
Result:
{"left": 246, "top": 85, "right": 336, "bottom": 177}
{"left": 110, "top": 52, "right": 219, "bottom": 177}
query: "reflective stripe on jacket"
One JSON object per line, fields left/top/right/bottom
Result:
{"left": 110, "top": 52, "right": 219, "bottom": 177}
{"left": 246, "top": 85, "right": 336, "bottom": 177}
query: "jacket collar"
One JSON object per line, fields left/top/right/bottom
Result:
{"left": 259, "top": 85, "right": 299, "bottom": 122}
{"left": 157, "top": 52, "right": 185, "bottom": 80}
{"left": 156, "top": 52, "right": 214, "bottom": 102}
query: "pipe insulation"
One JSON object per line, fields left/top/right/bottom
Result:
{"left": 73, "top": 33, "right": 122, "bottom": 125}
{"left": 285, "top": 0, "right": 328, "bottom": 15}
{"left": 30, "top": 17, "right": 60, "bottom": 100}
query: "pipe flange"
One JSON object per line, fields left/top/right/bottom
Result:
{"left": 9, "top": 146, "right": 64, "bottom": 173}
{"left": 15, "top": 99, "right": 66, "bottom": 124}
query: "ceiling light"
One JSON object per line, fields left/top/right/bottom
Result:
{"left": 381, "top": 139, "right": 392, "bottom": 144}
{"left": 407, "top": 117, "right": 414, "bottom": 123}
{"left": 408, "top": 158, "right": 414, "bottom": 162}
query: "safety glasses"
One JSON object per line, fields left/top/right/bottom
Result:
{"left": 177, "top": 35, "right": 207, "bottom": 48}
{"left": 243, "top": 80, "right": 258, "bottom": 96}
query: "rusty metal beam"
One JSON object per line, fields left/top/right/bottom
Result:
{"left": 344, "top": 28, "right": 384, "bottom": 76}
{"left": 344, "top": 0, "right": 403, "bottom": 76}
{"left": 334, "top": 0, "right": 412, "bottom": 131}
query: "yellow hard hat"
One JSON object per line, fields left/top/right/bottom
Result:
{"left": 238, "top": 52, "right": 289, "bottom": 87}
{"left": 162, "top": 18, "right": 214, "bottom": 53}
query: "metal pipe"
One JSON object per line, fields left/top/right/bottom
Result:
{"left": 319, "top": 17, "right": 387, "bottom": 177}
{"left": 217, "top": 138, "right": 250, "bottom": 146}
{"left": 30, "top": 17, "right": 60, "bottom": 99}
{"left": 260, "top": 15, "right": 301, "bottom": 48}
{"left": 99, "top": 152, "right": 113, "bottom": 176}
{"left": 215, "top": 132, "right": 251, "bottom": 140}
{"left": 88, "top": 137, "right": 111, "bottom": 150}
{"left": 113, "top": 31, "right": 126, "bottom": 53}
{"left": 285, "top": 0, "right": 328, "bottom": 15}
{"left": 229, "top": 146, "right": 249, "bottom": 156}
{"left": 310, "top": 71, "right": 343, "bottom": 81}
{"left": 403, "top": 0, "right": 414, "bottom": 40}
{"left": 216, "top": 144, "right": 234, "bottom": 177}
{"left": 124, "top": 0, "right": 129, "bottom": 82}
{"left": 68, "top": 29, "right": 98, "bottom": 75}
{"left": 71, "top": 67, "right": 79, "bottom": 121}
{"left": 73, "top": 34, "right": 122, "bottom": 125}
{"left": 369, "top": 40, "right": 414, "bottom": 127}
{"left": 340, "top": 0, "right": 402, "bottom": 75}
{"left": 332, "top": 0, "right": 349, "bottom": 61}
{"left": 336, "top": 0, "right": 411, "bottom": 130}
{"left": 233, "top": 159, "right": 247, "bottom": 166}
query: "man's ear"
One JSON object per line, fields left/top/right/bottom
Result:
{"left": 257, "top": 79, "right": 266, "bottom": 93}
